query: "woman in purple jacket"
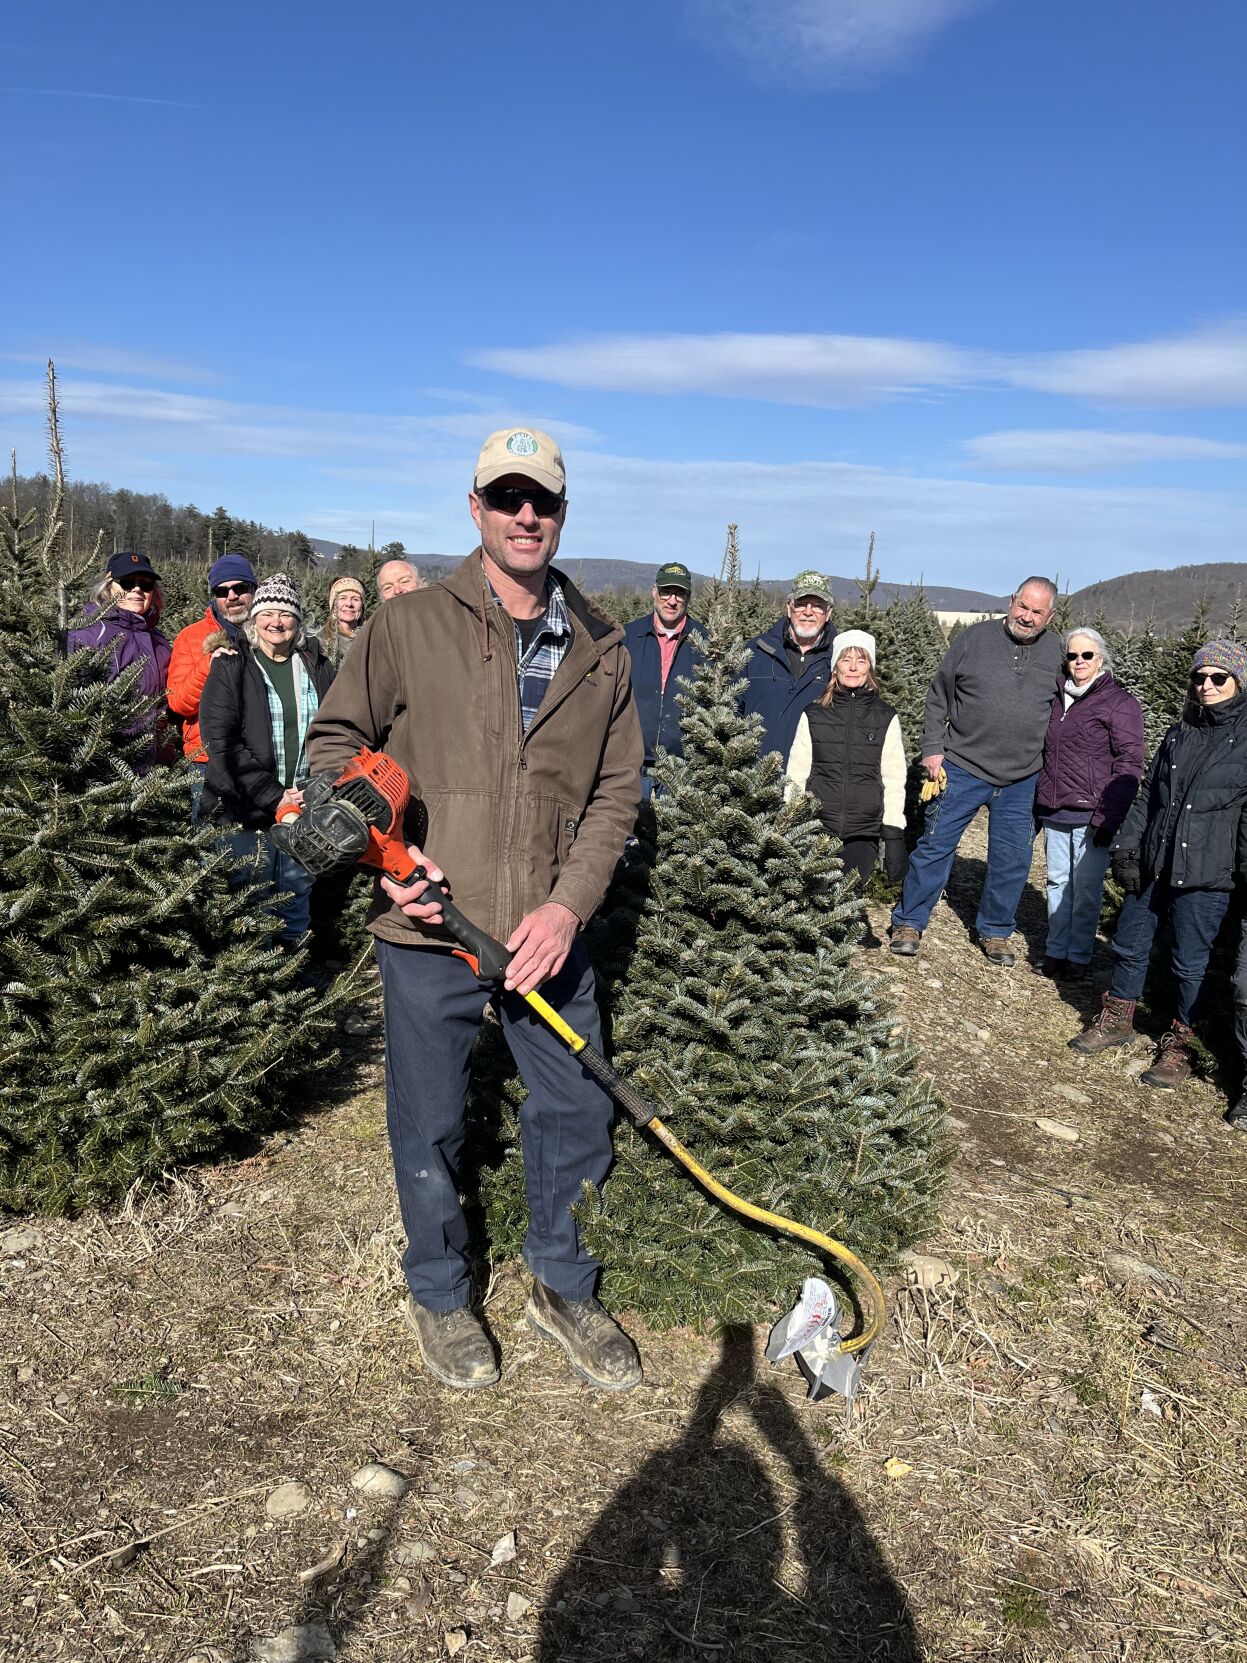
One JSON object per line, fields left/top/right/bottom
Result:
{"left": 67, "top": 550, "right": 173, "bottom": 762}
{"left": 1034, "top": 628, "right": 1145, "bottom": 978}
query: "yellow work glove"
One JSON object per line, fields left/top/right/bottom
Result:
{"left": 919, "top": 767, "right": 947, "bottom": 805}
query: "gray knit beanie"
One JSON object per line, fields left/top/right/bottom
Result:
{"left": 251, "top": 572, "right": 302, "bottom": 620}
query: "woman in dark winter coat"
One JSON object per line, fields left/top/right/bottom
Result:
{"left": 1070, "top": 639, "right": 1247, "bottom": 1096}
{"left": 785, "top": 630, "right": 908, "bottom": 939}
{"left": 1034, "top": 628, "right": 1144, "bottom": 979}
{"left": 66, "top": 550, "right": 172, "bottom": 764}
{"left": 200, "top": 572, "right": 335, "bottom": 945}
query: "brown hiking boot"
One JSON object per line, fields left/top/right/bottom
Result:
{"left": 889, "top": 925, "right": 922, "bottom": 957}
{"left": 403, "top": 1297, "right": 500, "bottom": 1390}
{"left": 1140, "top": 1023, "right": 1195, "bottom": 1090}
{"left": 980, "top": 935, "right": 1016, "bottom": 968}
{"left": 1068, "top": 993, "right": 1137, "bottom": 1054}
{"left": 526, "top": 1281, "right": 642, "bottom": 1391}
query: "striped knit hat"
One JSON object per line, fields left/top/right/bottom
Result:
{"left": 251, "top": 572, "right": 302, "bottom": 620}
{"left": 1191, "top": 639, "right": 1247, "bottom": 685}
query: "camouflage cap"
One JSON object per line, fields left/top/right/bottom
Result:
{"left": 788, "top": 570, "right": 833, "bottom": 603}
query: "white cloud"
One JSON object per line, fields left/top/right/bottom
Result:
{"left": 683, "top": 0, "right": 987, "bottom": 81}
{"left": 1007, "top": 320, "right": 1247, "bottom": 407}
{"left": 0, "top": 375, "right": 598, "bottom": 463}
{"left": 472, "top": 318, "right": 1247, "bottom": 411}
{"left": 963, "top": 429, "right": 1247, "bottom": 473}
{"left": 471, "top": 331, "right": 976, "bottom": 406}
{"left": 2, "top": 346, "right": 219, "bottom": 383}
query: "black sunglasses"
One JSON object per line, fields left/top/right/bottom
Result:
{"left": 213, "top": 581, "right": 256, "bottom": 598}
{"left": 1191, "top": 670, "right": 1232, "bottom": 687}
{"left": 1065, "top": 650, "right": 1097, "bottom": 661}
{"left": 477, "top": 482, "right": 565, "bottom": 518}
{"left": 117, "top": 575, "right": 157, "bottom": 593}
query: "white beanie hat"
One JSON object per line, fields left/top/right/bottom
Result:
{"left": 830, "top": 629, "right": 876, "bottom": 670}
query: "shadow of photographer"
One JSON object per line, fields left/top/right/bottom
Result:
{"left": 537, "top": 1325, "right": 922, "bottom": 1662}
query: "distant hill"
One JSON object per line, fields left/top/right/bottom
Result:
{"left": 311, "top": 543, "right": 1003, "bottom": 612}
{"left": 1067, "top": 563, "right": 1247, "bottom": 633}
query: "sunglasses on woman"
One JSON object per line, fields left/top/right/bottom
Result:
{"left": 213, "top": 581, "right": 256, "bottom": 598}
{"left": 1065, "top": 650, "right": 1097, "bottom": 662}
{"left": 477, "top": 482, "right": 565, "bottom": 518}
{"left": 1191, "top": 670, "right": 1232, "bottom": 687}
{"left": 117, "top": 575, "right": 157, "bottom": 593}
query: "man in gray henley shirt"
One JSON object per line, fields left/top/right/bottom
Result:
{"left": 890, "top": 577, "right": 1062, "bottom": 967}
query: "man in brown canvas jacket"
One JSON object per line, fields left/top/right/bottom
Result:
{"left": 306, "top": 428, "right": 643, "bottom": 1392}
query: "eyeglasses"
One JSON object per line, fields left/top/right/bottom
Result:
{"left": 117, "top": 575, "right": 157, "bottom": 593}
{"left": 791, "top": 598, "right": 829, "bottom": 611}
{"left": 477, "top": 482, "right": 565, "bottom": 518}
{"left": 213, "top": 582, "right": 256, "bottom": 598}
{"left": 1066, "top": 650, "right": 1097, "bottom": 662}
{"left": 1191, "top": 670, "right": 1232, "bottom": 687}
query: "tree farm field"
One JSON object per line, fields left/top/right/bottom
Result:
{"left": 2, "top": 815, "right": 1245, "bottom": 1663}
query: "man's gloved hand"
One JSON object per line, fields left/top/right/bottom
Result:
{"left": 919, "top": 767, "right": 947, "bottom": 805}
{"left": 1112, "top": 850, "right": 1142, "bottom": 895}
{"left": 882, "top": 832, "right": 910, "bottom": 883}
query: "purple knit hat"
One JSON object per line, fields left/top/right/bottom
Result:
{"left": 1191, "top": 639, "right": 1247, "bottom": 685}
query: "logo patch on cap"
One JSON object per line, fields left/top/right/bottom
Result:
{"left": 506, "top": 431, "right": 539, "bottom": 457}
{"left": 130, "top": 553, "right": 140, "bottom": 564}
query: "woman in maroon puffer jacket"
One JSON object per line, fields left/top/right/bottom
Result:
{"left": 1033, "top": 628, "right": 1145, "bottom": 978}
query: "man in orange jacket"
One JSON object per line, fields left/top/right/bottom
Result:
{"left": 167, "top": 554, "right": 258, "bottom": 818}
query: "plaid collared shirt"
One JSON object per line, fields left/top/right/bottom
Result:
{"left": 254, "top": 650, "right": 321, "bottom": 786}
{"left": 492, "top": 577, "right": 573, "bottom": 733}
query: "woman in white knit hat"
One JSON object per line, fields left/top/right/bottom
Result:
{"left": 200, "top": 573, "right": 336, "bottom": 946}
{"left": 785, "top": 630, "right": 908, "bottom": 942}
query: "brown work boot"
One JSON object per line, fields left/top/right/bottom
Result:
{"left": 1068, "top": 993, "right": 1137, "bottom": 1054}
{"left": 889, "top": 924, "right": 922, "bottom": 957}
{"left": 526, "top": 1281, "right": 642, "bottom": 1391}
{"left": 980, "top": 935, "right": 1016, "bottom": 968}
{"left": 403, "top": 1297, "right": 500, "bottom": 1390}
{"left": 1140, "top": 1022, "right": 1195, "bottom": 1090}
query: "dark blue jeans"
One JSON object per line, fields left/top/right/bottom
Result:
{"left": 891, "top": 761, "right": 1038, "bottom": 939}
{"left": 375, "top": 939, "right": 614, "bottom": 1312}
{"left": 1109, "top": 878, "right": 1232, "bottom": 1027}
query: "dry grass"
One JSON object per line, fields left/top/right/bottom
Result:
{"left": 2, "top": 816, "right": 1246, "bottom": 1661}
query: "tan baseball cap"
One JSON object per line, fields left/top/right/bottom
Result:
{"left": 474, "top": 427, "right": 566, "bottom": 495}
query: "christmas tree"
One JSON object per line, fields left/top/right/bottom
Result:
{"left": 471, "top": 529, "right": 949, "bottom": 1328}
{"left": 0, "top": 366, "right": 351, "bottom": 1215}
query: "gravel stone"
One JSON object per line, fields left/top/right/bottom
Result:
{"left": 265, "top": 1482, "right": 313, "bottom": 1521}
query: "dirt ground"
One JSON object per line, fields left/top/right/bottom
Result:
{"left": 3, "top": 815, "right": 1246, "bottom": 1663}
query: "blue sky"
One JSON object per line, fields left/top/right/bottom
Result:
{"left": 2, "top": 0, "right": 1244, "bottom": 591}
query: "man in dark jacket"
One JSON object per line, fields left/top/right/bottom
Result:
{"left": 306, "top": 427, "right": 644, "bottom": 1397}
{"left": 741, "top": 571, "right": 836, "bottom": 761}
{"left": 890, "top": 577, "right": 1063, "bottom": 968}
{"left": 622, "top": 562, "right": 705, "bottom": 800}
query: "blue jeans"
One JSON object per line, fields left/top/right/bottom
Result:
{"left": 1042, "top": 823, "right": 1112, "bottom": 964}
{"left": 226, "top": 828, "right": 316, "bottom": 945}
{"left": 375, "top": 939, "right": 614, "bottom": 1312}
{"left": 892, "top": 761, "right": 1038, "bottom": 939}
{"left": 1109, "top": 878, "right": 1232, "bottom": 1026}
{"left": 189, "top": 762, "right": 207, "bottom": 825}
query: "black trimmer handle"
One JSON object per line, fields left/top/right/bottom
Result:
{"left": 414, "top": 868, "right": 513, "bottom": 983}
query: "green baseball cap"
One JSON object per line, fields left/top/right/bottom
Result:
{"left": 789, "top": 569, "right": 833, "bottom": 603}
{"left": 654, "top": 561, "right": 692, "bottom": 593}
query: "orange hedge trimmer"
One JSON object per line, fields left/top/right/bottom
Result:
{"left": 272, "top": 748, "right": 886, "bottom": 1405}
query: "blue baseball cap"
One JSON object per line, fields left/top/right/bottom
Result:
{"left": 106, "top": 549, "right": 161, "bottom": 582}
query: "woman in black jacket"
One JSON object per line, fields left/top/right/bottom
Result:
{"left": 785, "top": 630, "right": 908, "bottom": 940}
{"left": 1070, "top": 639, "right": 1247, "bottom": 1093}
{"left": 200, "top": 573, "right": 335, "bottom": 945}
